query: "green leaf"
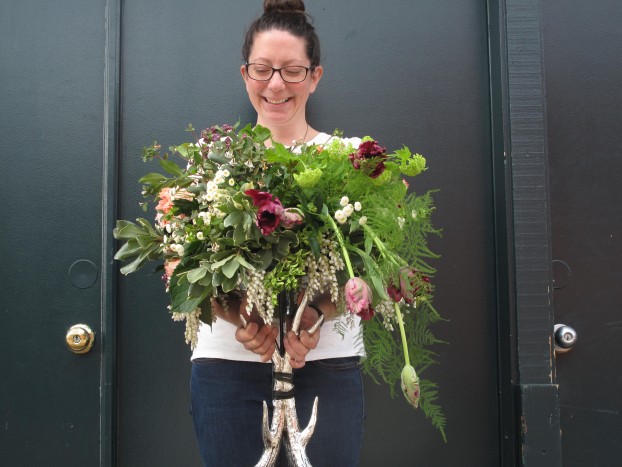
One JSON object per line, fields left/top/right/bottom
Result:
{"left": 256, "top": 249, "right": 273, "bottom": 270}
{"left": 221, "top": 258, "right": 240, "bottom": 279}
{"left": 210, "top": 254, "right": 235, "bottom": 270}
{"left": 224, "top": 211, "right": 244, "bottom": 228}
{"left": 236, "top": 255, "right": 255, "bottom": 270}
{"left": 114, "top": 239, "right": 142, "bottom": 260}
{"left": 369, "top": 272, "right": 388, "bottom": 301}
{"left": 139, "top": 172, "right": 168, "bottom": 185}
{"left": 159, "top": 158, "right": 183, "bottom": 176}
{"left": 221, "top": 275, "right": 238, "bottom": 293}
{"left": 198, "top": 298, "right": 213, "bottom": 325}
{"left": 187, "top": 266, "right": 208, "bottom": 283}
{"left": 233, "top": 223, "right": 248, "bottom": 245}
{"left": 113, "top": 220, "right": 148, "bottom": 240}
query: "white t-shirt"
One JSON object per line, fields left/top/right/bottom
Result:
{"left": 191, "top": 132, "right": 365, "bottom": 363}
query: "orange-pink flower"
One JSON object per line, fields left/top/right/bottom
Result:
{"left": 156, "top": 188, "right": 174, "bottom": 225}
{"left": 164, "top": 258, "right": 181, "bottom": 279}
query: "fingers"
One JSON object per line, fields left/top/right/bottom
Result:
{"left": 235, "top": 322, "right": 278, "bottom": 362}
{"left": 284, "top": 329, "right": 321, "bottom": 368}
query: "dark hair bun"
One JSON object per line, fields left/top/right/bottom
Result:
{"left": 263, "top": 0, "right": 306, "bottom": 14}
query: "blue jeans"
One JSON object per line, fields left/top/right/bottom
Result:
{"left": 190, "top": 357, "right": 365, "bottom": 467}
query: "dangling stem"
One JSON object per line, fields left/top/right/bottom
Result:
{"left": 325, "top": 213, "right": 355, "bottom": 278}
{"left": 394, "top": 302, "right": 410, "bottom": 367}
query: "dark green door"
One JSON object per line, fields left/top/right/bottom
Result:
{"left": 0, "top": 0, "right": 107, "bottom": 464}
{"left": 544, "top": 1, "right": 622, "bottom": 465}
{"left": 2, "top": 1, "right": 503, "bottom": 466}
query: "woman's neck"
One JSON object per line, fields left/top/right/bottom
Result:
{"left": 260, "top": 121, "right": 315, "bottom": 146}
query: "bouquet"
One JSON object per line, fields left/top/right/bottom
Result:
{"left": 114, "top": 123, "right": 446, "bottom": 438}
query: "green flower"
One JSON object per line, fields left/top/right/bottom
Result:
{"left": 401, "top": 153, "right": 427, "bottom": 177}
{"left": 293, "top": 168, "right": 322, "bottom": 188}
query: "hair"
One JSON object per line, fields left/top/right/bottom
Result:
{"left": 242, "top": 0, "right": 321, "bottom": 68}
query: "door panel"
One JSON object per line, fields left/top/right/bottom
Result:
{"left": 543, "top": 1, "right": 622, "bottom": 465}
{"left": 2, "top": 1, "right": 502, "bottom": 466}
{"left": 0, "top": 1, "right": 106, "bottom": 465}
{"left": 117, "top": 1, "right": 499, "bottom": 466}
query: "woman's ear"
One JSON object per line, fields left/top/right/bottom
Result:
{"left": 309, "top": 65, "right": 323, "bottom": 93}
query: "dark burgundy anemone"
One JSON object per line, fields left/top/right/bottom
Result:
{"left": 348, "top": 140, "right": 387, "bottom": 178}
{"left": 245, "top": 189, "right": 284, "bottom": 236}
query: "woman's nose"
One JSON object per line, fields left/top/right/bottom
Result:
{"left": 267, "top": 70, "right": 287, "bottom": 91}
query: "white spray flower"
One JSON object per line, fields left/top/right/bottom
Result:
{"left": 343, "top": 203, "right": 354, "bottom": 217}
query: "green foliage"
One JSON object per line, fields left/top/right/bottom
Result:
{"left": 114, "top": 123, "right": 447, "bottom": 436}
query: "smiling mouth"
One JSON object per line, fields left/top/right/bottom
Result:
{"left": 264, "top": 97, "right": 290, "bottom": 104}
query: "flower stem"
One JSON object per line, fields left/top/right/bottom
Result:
{"left": 362, "top": 224, "right": 405, "bottom": 268}
{"left": 394, "top": 302, "right": 411, "bottom": 367}
{"left": 326, "top": 213, "right": 355, "bottom": 278}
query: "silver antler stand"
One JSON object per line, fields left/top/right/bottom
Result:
{"left": 246, "top": 291, "right": 323, "bottom": 467}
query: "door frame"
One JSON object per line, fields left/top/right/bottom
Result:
{"left": 99, "top": 0, "right": 561, "bottom": 465}
{"left": 488, "top": 0, "right": 562, "bottom": 466}
{"left": 101, "top": 0, "right": 121, "bottom": 464}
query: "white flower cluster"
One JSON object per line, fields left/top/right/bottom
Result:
{"left": 334, "top": 196, "right": 363, "bottom": 225}
{"left": 305, "top": 237, "right": 345, "bottom": 305}
{"left": 161, "top": 220, "right": 187, "bottom": 256}
{"left": 245, "top": 270, "right": 275, "bottom": 324}
{"left": 375, "top": 300, "right": 397, "bottom": 331}
{"left": 200, "top": 180, "right": 220, "bottom": 203}
{"left": 171, "top": 307, "right": 202, "bottom": 350}
{"left": 213, "top": 168, "right": 230, "bottom": 185}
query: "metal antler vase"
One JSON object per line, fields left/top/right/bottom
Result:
{"left": 244, "top": 290, "right": 323, "bottom": 467}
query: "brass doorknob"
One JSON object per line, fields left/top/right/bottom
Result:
{"left": 65, "top": 324, "right": 95, "bottom": 354}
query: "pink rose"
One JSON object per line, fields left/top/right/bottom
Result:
{"left": 245, "top": 189, "right": 284, "bottom": 236}
{"left": 348, "top": 140, "right": 387, "bottom": 179}
{"left": 280, "top": 208, "right": 304, "bottom": 229}
{"left": 344, "top": 277, "right": 374, "bottom": 320}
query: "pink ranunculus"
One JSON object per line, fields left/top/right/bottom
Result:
{"left": 344, "top": 277, "right": 374, "bottom": 320}
{"left": 399, "top": 267, "right": 431, "bottom": 304}
{"left": 280, "top": 208, "right": 304, "bottom": 229}
{"left": 348, "top": 140, "right": 387, "bottom": 179}
{"left": 156, "top": 187, "right": 174, "bottom": 225}
{"left": 245, "top": 189, "right": 284, "bottom": 236}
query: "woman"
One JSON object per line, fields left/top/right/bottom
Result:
{"left": 190, "top": 1, "right": 365, "bottom": 465}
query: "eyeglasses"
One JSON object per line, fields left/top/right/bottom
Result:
{"left": 245, "top": 63, "right": 311, "bottom": 83}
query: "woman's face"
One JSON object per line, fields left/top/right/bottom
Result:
{"left": 241, "top": 29, "right": 323, "bottom": 130}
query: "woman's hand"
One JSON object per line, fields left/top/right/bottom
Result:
{"left": 284, "top": 305, "right": 322, "bottom": 368}
{"left": 235, "top": 322, "right": 279, "bottom": 362}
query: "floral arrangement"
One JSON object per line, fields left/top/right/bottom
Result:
{"left": 113, "top": 123, "right": 446, "bottom": 438}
